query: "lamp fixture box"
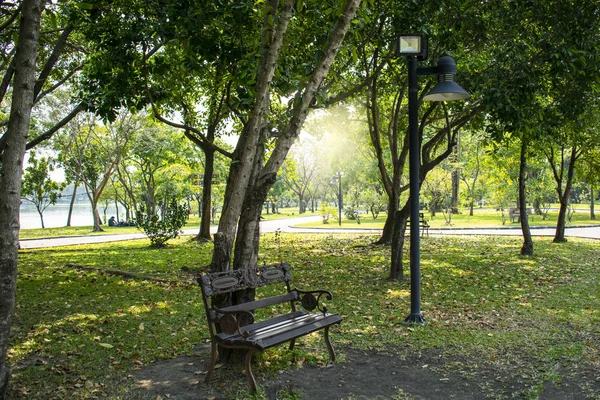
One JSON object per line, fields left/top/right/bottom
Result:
{"left": 397, "top": 34, "right": 428, "bottom": 60}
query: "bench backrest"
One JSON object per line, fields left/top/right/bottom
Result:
{"left": 198, "top": 262, "right": 292, "bottom": 297}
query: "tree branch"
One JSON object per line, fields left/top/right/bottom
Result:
{"left": 141, "top": 47, "right": 233, "bottom": 159}
{"left": 0, "top": 47, "right": 16, "bottom": 75}
{"left": 33, "top": 24, "right": 74, "bottom": 100}
{"left": 314, "top": 52, "right": 393, "bottom": 109}
{"left": 0, "top": 4, "right": 21, "bottom": 33}
{"left": 0, "top": 64, "right": 15, "bottom": 106}
{"left": 225, "top": 78, "right": 247, "bottom": 126}
{"left": 26, "top": 102, "right": 84, "bottom": 150}
{"left": 34, "top": 64, "right": 83, "bottom": 105}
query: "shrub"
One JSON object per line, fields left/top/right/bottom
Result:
{"left": 321, "top": 204, "right": 337, "bottom": 224}
{"left": 344, "top": 207, "right": 361, "bottom": 224}
{"left": 136, "top": 198, "right": 190, "bottom": 247}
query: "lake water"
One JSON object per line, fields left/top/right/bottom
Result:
{"left": 20, "top": 201, "right": 121, "bottom": 229}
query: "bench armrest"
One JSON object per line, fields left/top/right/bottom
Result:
{"left": 210, "top": 307, "right": 254, "bottom": 338}
{"left": 294, "top": 288, "right": 333, "bottom": 314}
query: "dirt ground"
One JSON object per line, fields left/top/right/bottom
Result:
{"left": 133, "top": 344, "right": 600, "bottom": 399}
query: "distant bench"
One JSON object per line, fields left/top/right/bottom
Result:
{"left": 508, "top": 208, "right": 533, "bottom": 223}
{"left": 198, "top": 262, "right": 342, "bottom": 393}
{"left": 409, "top": 213, "right": 429, "bottom": 236}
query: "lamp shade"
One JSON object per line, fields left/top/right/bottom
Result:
{"left": 423, "top": 56, "right": 470, "bottom": 102}
{"left": 423, "top": 81, "right": 470, "bottom": 101}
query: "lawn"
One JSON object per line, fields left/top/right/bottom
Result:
{"left": 10, "top": 233, "right": 600, "bottom": 399}
{"left": 17, "top": 206, "right": 600, "bottom": 240}
{"left": 299, "top": 207, "right": 599, "bottom": 229}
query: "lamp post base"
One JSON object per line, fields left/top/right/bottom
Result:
{"left": 404, "top": 313, "right": 427, "bottom": 324}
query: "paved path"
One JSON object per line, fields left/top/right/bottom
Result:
{"left": 18, "top": 216, "right": 600, "bottom": 249}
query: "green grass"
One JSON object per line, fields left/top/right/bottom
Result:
{"left": 18, "top": 206, "right": 600, "bottom": 240}
{"left": 10, "top": 233, "right": 600, "bottom": 399}
{"left": 300, "top": 207, "right": 600, "bottom": 229}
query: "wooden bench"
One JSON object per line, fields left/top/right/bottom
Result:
{"left": 198, "top": 262, "right": 342, "bottom": 393}
{"left": 509, "top": 208, "right": 533, "bottom": 223}
{"left": 419, "top": 213, "right": 430, "bottom": 237}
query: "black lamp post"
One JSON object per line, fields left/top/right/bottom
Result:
{"left": 397, "top": 34, "right": 470, "bottom": 324}
{"left": 332, "top": 171, "right": 343, "bottom": 226}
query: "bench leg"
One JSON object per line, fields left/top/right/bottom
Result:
{"left": 289, "top": 339, "right": 296, "bottom": 351}
{"left": 204, "top": 340, "right": 218, "bottom": 385}
{"left": 324, "top": 326, "right": 336, "bottom": 363}
{"left": 245, "top": 349, "right": 259, "bottom": 393}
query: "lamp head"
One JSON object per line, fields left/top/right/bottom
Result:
{"left": 397, "top": 34, "right": 428, "bottom": 60}
{"left": 423, "top": 56, "right": 470, "bottom": 101}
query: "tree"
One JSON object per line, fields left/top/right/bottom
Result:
{"left": 482, "top": 141, "right": 520, "bottom": 223}
{"left": 481, "top": 0, "right": 600, "bottom": 255}
{"left": 75, "top": 0, "right": 239, "bottom": 242}
{"left": 542, "top": 107, "right": 600, "bottom": 242}
{"left": 326, "top": 0, "right": 486, "bottom": 279}
{"left": 124, "top": 118, "right": 187, "bottom": 217}
{"left": 57, "top": 111, "right": 136, "bottom": 231}
{"left": 72, "top": 0, "right": 361, "bottom": 283}
{"left": 280, "top": 139, "right": 320, "bottom": 214}
{"left": 0, "top": 1, "right": 44, "bottom": 395}
{"left": 217, "top": 0, "right": 362, "bottom": 284}
{"left": 526, "top": 152, "right": 555, "bottom": 220}
{"left": 458, "top": 131, "right": 484, "bottom": 216}
{"left": 1, "top": 0, "right": 106, "bottom": 383}
{"left": 580, "top": 147, "right": 600, "bottom": 220}
{"left": 21, "top": 151, "right": 65, "bottom": 228}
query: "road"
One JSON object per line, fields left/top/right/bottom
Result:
{"left": 18, "top": 215, "right": 600, "bottom": 249}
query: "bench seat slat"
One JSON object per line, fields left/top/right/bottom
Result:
{"left": 214, "top": 310, "right": 306, "bottom": 343}
{"left": 247, "top": 313, "right": 324, "bottom": 339}
{"left": 252, "top": 314, "right": 342, "bottom": 350}
{"left": 215, "top": 312, "right": 342, "bottom": 350}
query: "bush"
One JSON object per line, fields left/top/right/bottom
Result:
{"left": 344, "top": 207, "right": 361, "bottom": 224}
{"left": 136, "top": 199, "right": 190, "bottom": 247}
{"left": 321, "top": 204, "right": 337, "bottom": 224}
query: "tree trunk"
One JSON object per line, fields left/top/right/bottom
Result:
{"left": 591, "top": 186, "right": 596, "bottom": 220}
{"left": 518, "top": 138, "right": 534, "bottom": 256}
{"left": 37, "top": 209, "right": 45, "bottom": 229}
{"left": 376, "top": 196, "right": 397, "bottom": 245}
{"left": 298, "top": 193, "right": 305, "bottom": 214}
{"left": 91, "top": 198, "right": 104, "bottom": 232}
{"left": 553, "top": 148, "right": 577, "bottom": 243}
{"left": 211, "top": 0, "right": 295, "bottom": 275}
{"left": 389, "top": 204, "right": 409, "bottom": 280}
{"left": 451, "top": 169, "right": 460, "bottom": 214}
{"left": 66, "top": 183, "right": 78, "bottom": 226}
{"left": 232, "top": 173, "right": 277, "bottom": 305}
{"left": 0, "top": 0, "right": 43, "bottom": 396}
{"left": 114, "top": 198, "right": 120, "bottom": 223}
{"left": 533, "top": 198, "right": 541, "bottom": 215}
{"left": 195, "top": 148, "right": 215, "bottom": 242}
{"left": 469, "top": 200, "right": 474, "bottom": 216}
{"left": 554, "top": 201, "right": 568, "bottom": 243}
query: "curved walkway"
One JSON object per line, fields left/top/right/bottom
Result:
{"left": 18, "top": 215, "right": 600, "bottom": 249}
